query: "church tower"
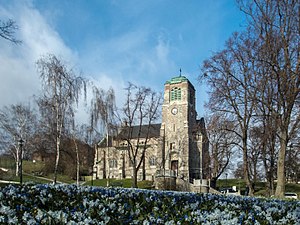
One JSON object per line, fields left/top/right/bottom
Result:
{"left": 94, "top": 72, "right": 209, "bottom": 191}
{"left": 160, "top": 74, "right": 202, "bottom": 182}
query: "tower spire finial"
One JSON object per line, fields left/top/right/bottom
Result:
{"left": 179, "top": 68, "right": 182, "bottom": 77}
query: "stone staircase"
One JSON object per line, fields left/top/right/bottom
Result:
{"left": 155, "top": 176, "right": 221, "bottom": 194}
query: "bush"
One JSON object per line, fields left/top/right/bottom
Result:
{"left": 0, "top": 184, "right": 299, "bottom": 224}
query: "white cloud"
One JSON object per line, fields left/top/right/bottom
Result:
{"left": 0, "top": 1, "right": 77, "bottom": 109}
{"left": 0, "top": 0, "right": 216, "bottom": 121}
{"left": 80, "top": 26, "right": 176, "bottom": 94}
{"left": 0, "top": 1, "right": 138, "bottom": 125}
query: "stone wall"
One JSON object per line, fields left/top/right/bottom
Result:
{"left": 155, "top": 176, "right": 176, "bottom": 190}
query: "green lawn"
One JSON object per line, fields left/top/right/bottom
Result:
{"left": 23, "top": 160, "right": 45, "bottom": 175}
{"left": 84, "top": 178, "right": 154, "bottom": 189}
{"left": 1, "top": 158, "right": 299, "bottom": 196}
{"left": 217, "top": 178, "right": 300, "bottom": 197}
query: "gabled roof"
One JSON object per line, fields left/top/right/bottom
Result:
{"left": 117, "top": 123, "right": 161, "bottom": 140}
{"left": 97, "top": 123, "right": 161, "bottom": 147}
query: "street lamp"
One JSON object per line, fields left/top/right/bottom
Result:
{"left": 18, "top": 138, "right": 24, "bottom": 185}
{"left": 225, "top": 173, "right": 228, "bottom": 188}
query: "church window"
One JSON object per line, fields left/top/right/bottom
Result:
{"left": 149, "top": 157, "right": 156, "bottom": 166}
{"left": 109, "top": 159, "right": 118, "bottom": 168}
{"left": 170, "top": 142, "right": 175, "bottom": 150}
{"left": 171, "top": 87, "right": 181, "bottom": 101}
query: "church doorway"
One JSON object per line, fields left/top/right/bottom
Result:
{"left": 171, "top": 160, "right": 178, "bottom": 176}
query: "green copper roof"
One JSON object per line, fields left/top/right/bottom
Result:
{"left": 165, "top": 76, "right": 188, "bottom": 84}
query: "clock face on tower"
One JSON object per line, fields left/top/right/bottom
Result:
{"left": 171, "top": 107, "right": 178, "bottom": 115}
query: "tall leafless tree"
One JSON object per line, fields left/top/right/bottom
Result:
{"left": 68, "top": 124, "right": 88, "bottom": 185}
{"left": 89, "top": 86, "right": 117, "bottom": 142}
{"left": 238, "top": 0, "right": 300, "bottom": 198}
{"left": 253, "top": 75, "right": 279, "bottom": 196}
{"left": 89, "top": 86, "right": 117, "bottom": 180}
{"left": 0, "top": 104, "right": 36, "bottom": 176}
{"left": 36, "top": 54, "right": 86, "bottom": 184}
{"left": 122, "top": 83, "right": 162, "bottom": 188}
{"left": 206, "top": 114, "right": 237, "bottom": 189}
{"left": 200, "top": 30, "right": 259, "bottom": 195}
{"left": 201, "top": 0, "right": 299, "bottom": 197}
{"left": 248, "top": 126, "right": 265, "bottom": 183}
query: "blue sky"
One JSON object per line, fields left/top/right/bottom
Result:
{"left": 0, "top": 0, "right": 246, "bottom": 121}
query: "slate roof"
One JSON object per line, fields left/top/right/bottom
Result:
{"left": 117, "top": 123, "right": 161, "bottom": 140}
{"left": 98, "top": 119, "right": 207, "bottom": 147}
{"left": 97, "top": 123, "right": 161, "bottom": 147}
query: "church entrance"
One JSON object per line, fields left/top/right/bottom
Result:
{"left": 171, "top": 160, "right": 178, "bottom": 176}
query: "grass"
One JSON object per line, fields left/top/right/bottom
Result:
{"left": 217, "top": 178, "right": 300, "bottom": 197}
{"left": 0, "top": 157, "right": 76, "bottom": 184}
{"left": 84, "top": 178, "right": 154, "bottom": 189}
{"left": 1, "top": 158, "right": 299, "bottom": 196}
{"left": 39, "top": 173, "right": 76, "bottom": 184}
{"left": 23, "top": 160, "right": 45, "bottom": 175}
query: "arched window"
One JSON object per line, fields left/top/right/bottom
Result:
{"left": 149, "top": 157, "right": 156, "bottom": 166}
{"left": 170, "top": 87, "right": 181, "bottom": 101}
{"left": 109, "top": 159, "right": 118, "bottom": 168}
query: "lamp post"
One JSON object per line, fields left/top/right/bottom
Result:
{"left": 18, "top": 138, "right": 24, "bottom": 185}
{"left": 225, "top": 173, "right": 228, "bottom": 188}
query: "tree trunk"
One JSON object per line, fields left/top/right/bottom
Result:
{"left": 73, "top": 139, "right": 80, "bottom": 185}
{"left": 210, "top": 177, "right": 217, "bottom": 189}
{"left": 242, "top": 134, "right": 254, "bottom": 196}
{"left": 122, "top": 153, "right": 126, "bottom": 178}
{"left": 243, "top": 152, "right": 253, "bottom": 196}
{"left": 142, "top": 154, "right": 146, "bottom": 180}
{"left": 54, "top": 136, "right": 60, "bottom": 184}
{"left": 275, "top": 130, "right": 287, "bottom": 198}
{"left": 253, "top": 158, "right": 257, "bottom": 183}
{"left": 132, "top": 165, "right": 138, "bottom": 188}
{"left": 103, "top": 150, "right": 106, "bottom": 179}
{"left": 270, "top": 144, "right": 276, "bottom": 196}
{"left": 15, "top": 147, "right": 19, "bottom": 177}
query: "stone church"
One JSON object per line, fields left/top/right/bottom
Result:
{"left": 93, "top": 75, "right": 209, "bottom": 189}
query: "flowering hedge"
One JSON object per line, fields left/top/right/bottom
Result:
{"left": 0, "top": 184, "right": 299, "bottom": 224}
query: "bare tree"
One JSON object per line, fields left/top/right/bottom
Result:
{"left": 0, "top": 19, "right": 21, "bottom": 44}
{"left": 206, "top": 114, "right": 237, "bottom": 189}
{"left": 285, "top": 143, "right": 300, "bottom": 183}
{"left": 253, "top": 75, "right": 279, "bottom": 196}
{"left": 122, "top": 83, "right": 162, "bottom": 188}
{"left": 36, "top": 54, "right": 86, "bottom": 184}
{"left": 200, "top": 30, "right": 259, "bottom": 195}
{"left": 248, "top": 126, "right": 264, "bottom": 183}
{"left": 63, "top": 119, "right": 89, "bottom": 185}
{"left": 89, "top": 85, "right": 117, "bottom": 180}
{"left": 0, "top": 104, "right": 36, "bottom": 176}
{"left": 90, "top": 86, "right": 117, "bottom": 142}
{"left": 69, "top": 124, "right": 87, "bottom": 185}
{"left": 238, "top": 0, "right": 300, "bottom": 198}
{"left": 285, "top": 126, "right": 300, "bottom": 183}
